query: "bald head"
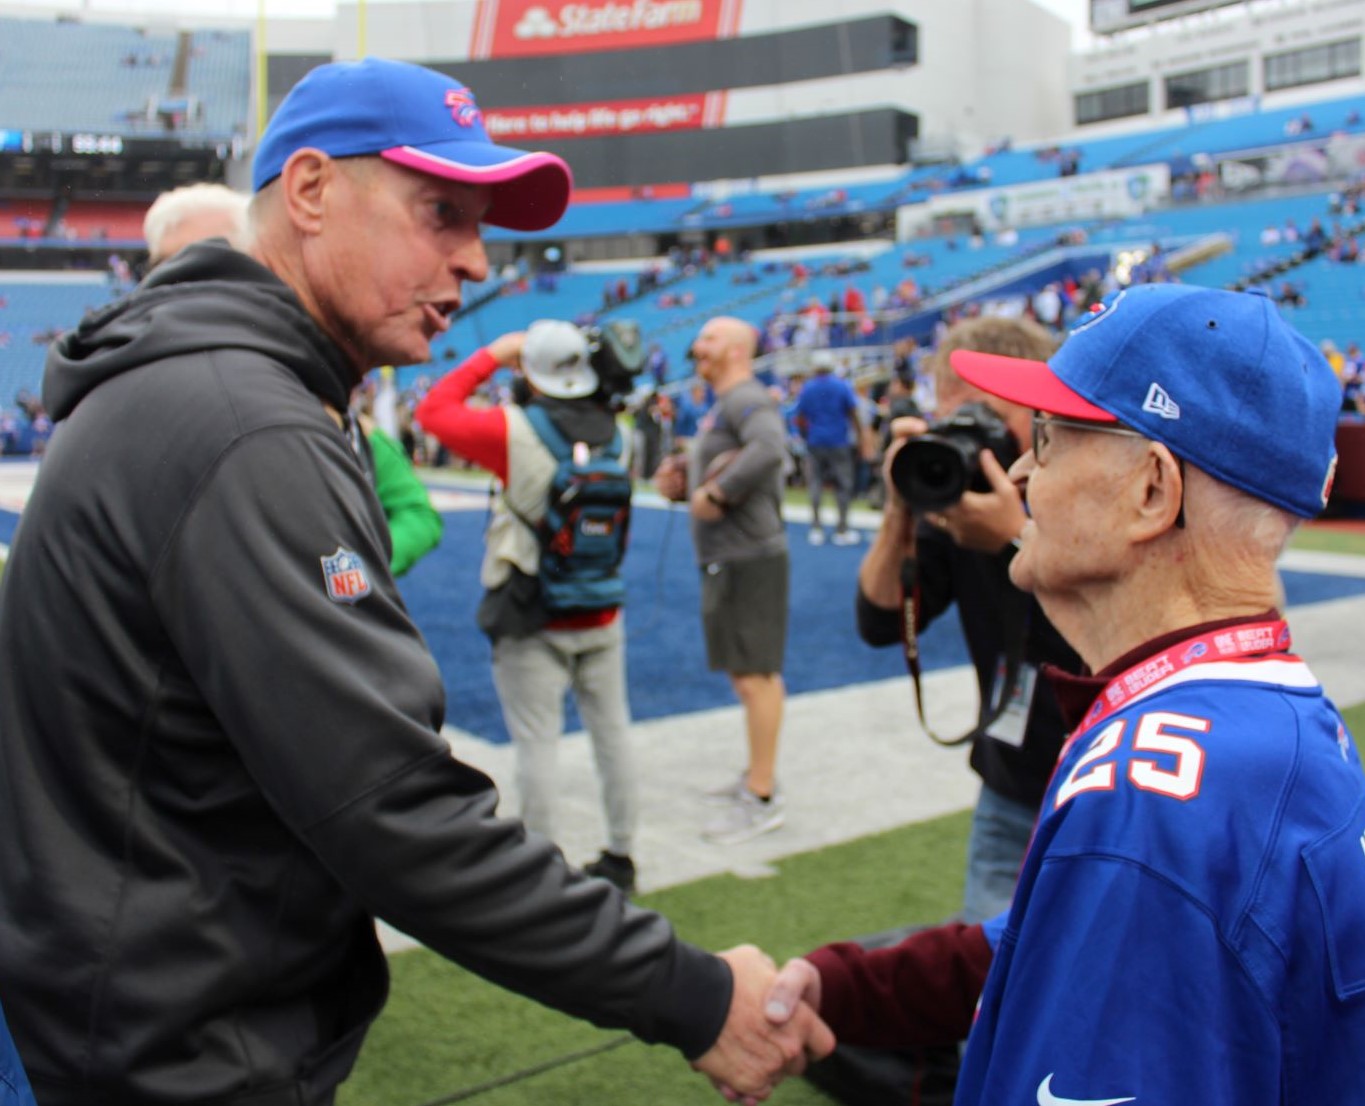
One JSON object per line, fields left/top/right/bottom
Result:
{"left": 708, "top": 316, "right": 759, "bottom": 358}
{"left": 692, "top": 315, "right": 759, "bottom": 391}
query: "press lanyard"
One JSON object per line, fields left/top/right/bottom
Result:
{"left": 1076, "top": 618, "right": 1292, "bottom": 734}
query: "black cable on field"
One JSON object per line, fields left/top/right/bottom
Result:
{"left": 410, "top": 1034, "right": 634, "bottom": 1105}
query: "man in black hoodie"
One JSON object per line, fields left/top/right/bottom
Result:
{"left": 0, "top": 58, "right": 830, "bottom": 1105}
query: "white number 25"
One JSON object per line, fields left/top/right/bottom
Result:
{"left": 1055, "top": 710, "right": 1208, "bottom": 808}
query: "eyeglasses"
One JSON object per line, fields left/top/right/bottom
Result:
{"left": 1031, "top": 412, "right": 1145, "bottom": 463}
{"left": 1030, "top": 413, "right": 1185, "bottom": 529}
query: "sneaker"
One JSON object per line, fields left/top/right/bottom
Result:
{"left": 583, "top": 851, "right": 637, "bottom": 895}
{"left": 702, "top": 789, "right": 785, "bottom": 845}
{"left": 702, "top": 770, "right": 749, "bottom": 807}
{"left": 808, "top": 527, "right": 826, "bottom": 546}
{"left": 702, "top": 772, "right": 782, "bottom": 807}
{"left": 831, "top": 529, "right": 861, "bottom": 546}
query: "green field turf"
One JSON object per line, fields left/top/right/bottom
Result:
{"left": 338, "top": 702, "right": 1365, "bottom": 1106}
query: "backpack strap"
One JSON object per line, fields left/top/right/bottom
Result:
{"left": 522, "top": 403, "right": 573, "bottom": 461}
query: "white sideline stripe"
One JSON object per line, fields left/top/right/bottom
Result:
{"left": 1278, "top": 548, "right": 1365, "bottom": 578}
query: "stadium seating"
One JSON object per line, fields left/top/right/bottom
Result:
{"left": 0, "top": 277, "right": 117, "bottom": 408}
{"left": 0, "top": 16, "right": 249, "bottom": 140}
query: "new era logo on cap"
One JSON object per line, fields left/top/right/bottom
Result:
{"left": 1142, "top": 382, "right": 1180, "bottom": 420}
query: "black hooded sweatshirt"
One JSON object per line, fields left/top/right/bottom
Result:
{"left": 0, "top": 243, "right": 729, "bottom": 1105}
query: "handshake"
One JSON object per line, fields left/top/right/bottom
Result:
{"left": 695, "top": 946, "right": 830, "bottom": 1103}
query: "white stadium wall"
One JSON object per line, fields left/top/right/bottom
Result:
{"left": 321, "top": 0, "right": 1072, "bottom": 165}
{"left": 1071, "top": 0, "right": 1365, "bottom": 133}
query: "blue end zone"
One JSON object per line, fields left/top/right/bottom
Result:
{"left": 397, "top": 505, "right": 970, "bottom": 744}
{"left": 4, "top": 504, "right": 1364, "bottom": 746}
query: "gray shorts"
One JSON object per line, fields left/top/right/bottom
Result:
{"left": 700, "top": 551, "right": 789, "bottom": 675}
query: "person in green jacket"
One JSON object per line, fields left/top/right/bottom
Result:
{"left": 361, "top": 412, "right": 443, "bottom": 576}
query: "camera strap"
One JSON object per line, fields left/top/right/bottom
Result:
{"left": 899, "top": 555, "right": 1031, "bottom": 748}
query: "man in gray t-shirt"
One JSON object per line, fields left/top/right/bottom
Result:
{"left": 656, "top": 316, "right": 790, "bottom": 845}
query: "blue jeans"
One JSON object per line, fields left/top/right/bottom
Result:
{"left": 961, "top": 783, "right": 1038, "bottom": 924}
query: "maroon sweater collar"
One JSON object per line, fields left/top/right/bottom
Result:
{"left": 1046, "top": 610, "right": 1282, "bottom": 731}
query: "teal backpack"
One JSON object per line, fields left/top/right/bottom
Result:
{"left": 519, "top": 404, "right": 632, "bottom": 614}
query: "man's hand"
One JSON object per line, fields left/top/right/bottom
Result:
{"left": 690, "top": 483, "right": 726, "bottom": 522}
{"left": 654, "top": 453, "right": 689, "bottom": 502}
{"left": 486, "top": 331, "right": 525, "bottom": 368}
{"left": 923, "top": 448, "right": 1027, "bottom": 554}
{"left": 880, "top": 415, "right": 931, "bottom": 520}
{"left": 692, "top": 945, "right": 836, "bottom": 1103}
{"left": 762, "top": 958, "right": 823, "bottom": 1026}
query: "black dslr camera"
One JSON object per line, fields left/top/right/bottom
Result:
{"left": 584, "top": 319, "right": 647, "bottom": 400}
{"left": 889, "top": 402, "right": 1019, "bottom": 512}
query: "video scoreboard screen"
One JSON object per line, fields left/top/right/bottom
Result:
{"left": 0, "top": 128, "right": 235, "bottom": 197}
{"left": 0, "top": 129, "right": 230, "bottom": 158}
{"left": 1091, "top": 0, "right": 1244, "bottom": 35}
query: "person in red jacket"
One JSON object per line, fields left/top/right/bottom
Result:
{"left": 416, "top": 322, "right": 640, "bottom": 893}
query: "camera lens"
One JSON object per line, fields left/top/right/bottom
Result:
{"left": 890, "top": 437, "right": 970, "bottom": 512}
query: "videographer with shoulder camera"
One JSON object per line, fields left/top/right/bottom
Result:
{"left": 858, "top": 315, "right": 1082, "bottom": 924}
{"left": 415, "top": 320, "right": 642, "bottom": 893}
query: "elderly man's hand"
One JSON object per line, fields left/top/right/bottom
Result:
{"left": 924, "top": 448, "right": 1028, "bottom": 555}
{"left": 692, "top": 945, "right": 836, "bottom": 1103}
{"left": 762, "top": 957, "right": 823, "bottom": 1027}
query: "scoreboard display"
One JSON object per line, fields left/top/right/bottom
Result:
{"left": 1090, "top": 0, "right": 1244, "bottom": 35}
{"left": 0, "top": 128, "right": 232, "bottom": 199}
{"left": 0, "top": 129, "right": 230, "bottom": 158}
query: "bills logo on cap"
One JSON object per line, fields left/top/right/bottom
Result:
{"left": 1181, "top": 641, "right": 1208, "bottom": 662}
{"left": 321, "top": 547, "right": 372, "bottom": 604}
{"left": 1069, "top": 288, "right": 1127, "bottom": 335}
{"left": 445, "top": 88, "right": 482, "bottom": 128}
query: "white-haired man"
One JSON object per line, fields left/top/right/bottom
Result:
{"left": 142, "top": 180, "right": 248, "bottom": 269}
{"left": 764, "top": 283, "right": 1365, "bottom": 1106}
{"left": 0, "top": 58, "right": 830, "bottom": 1105}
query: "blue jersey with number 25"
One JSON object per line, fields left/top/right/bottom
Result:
{"left": 957, "top": 647, "right": 1365, "bottom": 1106}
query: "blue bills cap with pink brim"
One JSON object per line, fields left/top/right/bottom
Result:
{"left": 252, "top": 57, "right": 572, "bottom": 232}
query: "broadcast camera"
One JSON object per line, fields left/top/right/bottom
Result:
{"left": 583, "top": 319, "right": 647, "bottom": 401}
{"left": 888, "top": 401, "right": 1018, "bottom": 513}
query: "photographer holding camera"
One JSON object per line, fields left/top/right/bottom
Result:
{"left": 858, "top": 315, "right": 1081, "bottom": 924}
{"left": 415, "top": 320, "right": 642, "bottom": 893}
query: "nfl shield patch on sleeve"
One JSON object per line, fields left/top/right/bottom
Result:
{"left": 320, "top": 547, "right": 372, "bottom": 604}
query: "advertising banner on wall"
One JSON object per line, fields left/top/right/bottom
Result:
{"left": 483, "top": 91, "right": 726, "bottom": 141}
{"left": 913, "top": 164, "right": 1171, "bottom": 234}
{"left": 470, "top": 0, "right": 744, "bottom": 59}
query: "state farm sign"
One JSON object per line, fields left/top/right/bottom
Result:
{"left": 470, "top": 0, "right": 743, "bottom": 59}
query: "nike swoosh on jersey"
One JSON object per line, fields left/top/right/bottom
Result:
{"left": 1037, "top": 1073, "right": 1136, "bottom": 1106}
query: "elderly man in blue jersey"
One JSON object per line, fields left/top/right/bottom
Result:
{"left": 761, "top": 283, "right": 1365, "bottom": 1106}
